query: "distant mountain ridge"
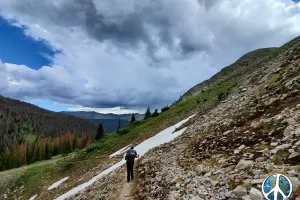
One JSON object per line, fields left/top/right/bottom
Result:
{"left": 0, "top": 96, "right": 97, "bottom": 152}
{"left": 61, "top": 111, "right": 144, "bottom": 133}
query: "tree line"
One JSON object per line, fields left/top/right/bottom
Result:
{"left": 0, "top": 130, "right": 92, "bottom": 171}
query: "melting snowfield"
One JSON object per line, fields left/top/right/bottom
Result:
{"left": 48, "top": 177, "right": 69, "bottom": 190}
{"left": 55, "top": 115, "right": 195, "bottom": 200}
{"left": 109, "top": 145, "right": 131, "bottom": 158}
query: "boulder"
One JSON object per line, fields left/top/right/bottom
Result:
{"left": 250, "top": 179, "right": 264, "bottom": 185}
{"left": 283, "top": 125, "right": 295, "bottom": 137}
{"left": 190, "top": 196, "right": 204, "bottom": 200}
{"left": 249, "top": 188, "right": 263, "bottom": 200}
{"left": 235, "top": 160, "right": 253, "bottom": 170}
{"left": 233, "top": 185, "right": 247, "bottom": 197}
{"left": 270, "top": 143, "right": 291, "bottom": 154}
{"left": 289, "top": 177, "right": 300, "bottom": 190}
{"left": 242, "top": 195, "right": 251, "bottom": 200}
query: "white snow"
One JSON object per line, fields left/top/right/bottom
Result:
{"left": 109, "top": 145, "right": 131, "bottom": 158}
{"left": 55, "top": 115, "right": 195, "bottom": 200}
{"left": 29, "top": 194, "right": 37, "bottom": 200}
{"left": 48, "top": 177, "right": 69, "bottom": 190}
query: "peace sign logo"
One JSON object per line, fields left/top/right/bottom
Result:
{"left": 262, "top": 174, "right": 293, "bottom": 200}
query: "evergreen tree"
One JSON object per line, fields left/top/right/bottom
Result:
{"left": 95, "top": 123, "right": 104, "bottom": 140}
{"left": 26, "top": 146, "right": 33, "bottom": 165}
{"left": 151, "top": 109, "right": 159, "bottom": 117}
{"left": 45, "top": 142, "right": 52, "bottom": 160}
{"left": 72, "top": 135, "right": 79, "bottom": 149}
{"left": 36, "top": 145, "right": 41, "bottom": 162}
{"left": 0, "top": 153, "right": 4, "bottom": 171}
{"left": 130, "top": 114, "right": 136, "bottom": 123}
{"left": 116, "top": 118, "right": 121, "bottom": 133}
{"left": 144, "top": 107, "right": 151, "bottom": 119}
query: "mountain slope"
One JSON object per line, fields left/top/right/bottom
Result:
{"left": 62, "top": 111, "right": 144, "bottom": 132}
{"left": 176, "top": 47, "right": 276, "bottom": 103}
{"left": 134, "top": 36, "right": 300, "bottom": 199}
{"left": 0, "top": 96, "right": 97, "bottom": 152}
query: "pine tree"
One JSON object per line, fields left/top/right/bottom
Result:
{"left": 72, "top": 135, "right": 79, "bottom": 150}
{"left": 95, "top": 123, "right": 104, "bottom": 140}
{"left": 144, "top": 107, "right": 151, "bottom": 119}
{"left": 116, "top": 118, "right": 121, "bottom": 133}
{"left": 130, "top": 114, "right": 136, "bottom": 123}
{"left": 151, "top": 109, "right": 159, "bottom": 117}
{"left": 45, "top": 142, "right": 52, "bottom": 160}
{"left": 26, "top": 145, "right": 33, "bottom": 165}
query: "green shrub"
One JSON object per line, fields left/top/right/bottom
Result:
{"left": 86, "top": 143, "right": 102, "bottom": 153}
{"left": 161, "top": 106, "right": 170, "bottom": 112}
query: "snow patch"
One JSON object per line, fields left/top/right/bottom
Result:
{"left": 55, "top": 115, "right": 195, "bottom": 200}
{"left": 48, "top": 177, "right": 69, "bottom": 190}
{"left": 109, "top": 145, "right": 131, "bottom": 158}
{"left": 29, "top": 194, "right": 37, "bottom": 200}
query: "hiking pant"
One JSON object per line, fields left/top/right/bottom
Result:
{"left": 126, "top": 160, "right": 134, "bottom": 182}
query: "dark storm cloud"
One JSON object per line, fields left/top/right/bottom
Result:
{"left": 5, "top": 0, "right": 216, "bottom": 63}
{"left": 1, "top": 0, "right": 300, "bottom": 112}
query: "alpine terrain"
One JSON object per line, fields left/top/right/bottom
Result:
{"left": 1, "top": 36, "right": 300, "bottom": 200}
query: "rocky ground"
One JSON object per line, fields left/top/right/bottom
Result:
{"left": 134, "top": 39, "right": 300, "bottom": 199}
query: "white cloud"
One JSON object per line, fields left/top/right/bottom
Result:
{"left": 0, "top": 61, "right": 9, "bottom": 91}
{"left": 0, "top": 0, "right": 299, "bottom": 112}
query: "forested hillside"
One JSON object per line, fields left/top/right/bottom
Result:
{"left": 0, "top": 96, "right": 97, "bottom": 171}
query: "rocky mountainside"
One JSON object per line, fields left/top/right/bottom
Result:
{"left": 0, "top": 96, "right": 97, "bottom": 152}
{"left": 176, "top": 48, "right": 276, "bottom": 103}
{"left": 134, "top": 37, "right": 300, "bottom": 199}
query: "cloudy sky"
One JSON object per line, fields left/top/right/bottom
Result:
{"left": 0, "top": 0, "right": 299, "bottom": 114}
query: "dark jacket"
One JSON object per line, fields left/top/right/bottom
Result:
{"left": 125, "top": 149, "right": 137, "bottom": 162}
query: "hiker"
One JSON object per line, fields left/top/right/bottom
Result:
{"left": 125, "top": 146, "right": 138, "bottom": 182}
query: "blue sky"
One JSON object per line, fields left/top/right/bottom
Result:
{"left": 0, "top": 0, "right": 299, "bottom": 114}
{"left": 0, "top": 17, "right": 56, "bottom": 70}
{"left": 0, "top": 17, "right": 68, "bottom": 111}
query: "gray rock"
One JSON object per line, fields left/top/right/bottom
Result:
{"left": 250, "top": 179, "right": 264, "bottom": 185}
{"left": 283, "top": 134, "right": 294, "bottom": 141}
{"left": 270, "top": 143, "right": 291, "bottom": 154}
{"left": 190, "top": 196, "right": 204, "bottom": 200}
{"left": 242, "top": 195, "right": 251, "bottom": 200}
{"left": 284, "top": 125, "right": 295, "bottom": 136}
{"left": 270, "top": 142, "right": 278, "bottom": 147}
{"left": 289, "top": 177, "right": 300, "bottom": 189}
{"left": 249, "top": 187, "right": 263, "bottom": 200}
{"left": 233, "top": 185, "right": 247, "bottom": 197}
{"left": 238, "top": 145, "right": 246, "bottom": 150}
{"left": 195, "top": 165, "right": 204, "bottom": 175}
{"left": 295, "top": 126, "right": 300, "bottom": 136}
{"left": 288, "top": 152, "right": 300, "bottom": 159}
{"left": 235, "top": 160, "right": 253, "bottom": 170}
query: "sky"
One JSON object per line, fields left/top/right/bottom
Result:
{"left": 0, "top": 0, "right": 299, "bottom": 114}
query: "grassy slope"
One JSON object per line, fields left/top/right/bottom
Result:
{"left": 1, "top": 40, "right": 288, "bottom": 200}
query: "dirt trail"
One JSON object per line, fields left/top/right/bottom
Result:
{"left": 117, "top": 164, "right": 138, "bottom": 200}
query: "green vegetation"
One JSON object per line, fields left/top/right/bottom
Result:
{"left": 95, "top": 123, "right": 104, "bottom": 140}
{"left": 151, "top": 109, "right": 159, "bottom": 117}
{"left": 144, "top": 107, "right": 151, "bottom": 119}
{"left": 23, "top": 134, "right": 37, "bottom": 145}
{"left": 271, "top": 149, "right": 289, "bottom": 165}
{"left": 161, "top": 106, "right": 170, "bottom": 112}
{"left": 116, "top": 118, "right": 121, "bottom": 134}
{"left": 130, "top": 114, "right": 136, "bottom": 123}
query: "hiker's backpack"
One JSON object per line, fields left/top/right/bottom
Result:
{"left": 125, "top": 149, "right": 136, "bottom": 160}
